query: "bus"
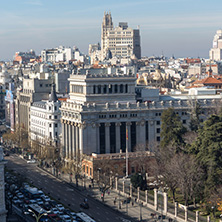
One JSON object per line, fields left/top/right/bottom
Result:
{"left": 23, "top": 186, "right": 41, "bottom": 199}
{"left": 28, "top": 204, "right": 48, "bottom": 221}
{"left": 76, "top": 212, "right": 96, "bottom": 222}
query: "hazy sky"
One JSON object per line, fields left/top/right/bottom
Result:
{"left": 1, "top": 0, "right": 222, "bottom": 60}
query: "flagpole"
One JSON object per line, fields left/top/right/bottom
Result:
{"left": 126, "top": 127, "right": 129, "bottom": 178}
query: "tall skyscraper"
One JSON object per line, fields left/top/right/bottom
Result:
{"left": 101, "top": 11, "right": 141, "bottom": 60}
{"left": 209, "top": 30, "right": 222, "bottom": 61}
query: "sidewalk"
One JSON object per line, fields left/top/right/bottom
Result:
{"left": 41, "top": 166, "right": 171, "bottom": 222}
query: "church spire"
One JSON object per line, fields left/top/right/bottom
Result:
{"left": 49, "top": 83, "right": 58, "bottom": 102}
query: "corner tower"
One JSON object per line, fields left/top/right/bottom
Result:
{"left": 101, "top": 11, "right": 113, "bottom": 60}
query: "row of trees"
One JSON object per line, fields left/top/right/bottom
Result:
{"left": 156, "top": 105, "right": 222, "bottom": 215}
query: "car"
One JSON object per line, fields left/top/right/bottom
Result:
{"left": 42, "top": 196, "right": 51, "bottom": 202}
{"left": 49, "top": 200, "right": 57, "bottom": 207}
{"left": 51, "top": 207, "right": 60, "bottom": 215}
{"left": 43, "top": 202, "right": 51, "bottom": 211}
{"left": 56, "top": 204, "right": 65, "bottom": 211}
{"left": 60, "top": 215, "right": 72, "bottom": 221}
{"left": 27, "top": 159, "right": 36, "bottom": 164}
{"left": 17, "top": 193, "right": 24, "bottom": 199}
{"left": 80, "top": 202, "right": 89, "bottom": 209}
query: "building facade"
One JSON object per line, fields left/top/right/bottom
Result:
{"left": 60, "top": 71, "right": 221, "bottom": 163}
{"left": 209, "top": 30, "right": 222, "bottom": 61}
{"left": 15, "top": 78, "right": 52, "bottom": 132}
{"left": 101, "top": 12, "right": 141, "bottom": 60}
{"left": 30, "top": 84, "right": 61, "bottom": 147}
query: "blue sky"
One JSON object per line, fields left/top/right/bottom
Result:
{"left": 1, "top": 0, "right": 222, "bottom": 60}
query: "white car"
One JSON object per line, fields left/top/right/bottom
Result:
{"left": 51, "top": 208, "right": 60, "bottom": 214}
{"left": 60, "top": 215, "right": 72, "bottom": 221}
{"left": 27, "top": 159, "right": 36, "bottom": 164}
{"left": 56, "top": 204, "right": 65, "bottom": 211}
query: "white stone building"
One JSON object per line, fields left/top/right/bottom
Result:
{"left": 30, "top": 84, "right": 61, "bottom": 147}
{"left": 209, "top": 30, "right": 222, "bottom": 61}
{"left": 101, "top": 12, "right": 141, "bottom": 60}
{"left": 41, "top": 46, "right": 73, "bottom": 63}
{"left": 60, "top": 70, "right": 222, "bottom": 163}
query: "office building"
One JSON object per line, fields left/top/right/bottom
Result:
{"left": 101, "top": 12, "right": 141, "bottom": 60}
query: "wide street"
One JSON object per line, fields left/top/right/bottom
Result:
{"left": 5, "top": 154, "right": 132, "bottom": 222}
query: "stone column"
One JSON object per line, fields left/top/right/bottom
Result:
{"left": 115, "top": 177, "right": 118, "bottom": 190}
{"left": 130, "top": 184, "right": 132, "bottom": 197}
{"left": 61, "top": 122, "right": 65, "bottom": 157}
{"left": 163, "top": 192, "right": 168, "bottom": 214}
{"left": 79, "top": 124, "right": 83, "bottom": 154}
{"left": 137, "top": 187, "right": 140, "bottom": 201}
{"left": 115, "top": 122, "right": 121, "bottom": 153}
{"left": 145, "top": 190, "right": 148, "bottom": 203}
{"left": 65, "top": 123, "right": 69, "bottom": 159}
{"left": 72, "top": 125, "right": 76, "bottom": 158}
{"left": 175, "top": 202, "right": 178, "bottom": 218}
{"left": 207, "top": 216, "right": 210, "bottom": 222}
{"left": 123, "top": 181, "right": 125, "bottom": 194}
{"left": 68, "top": 124, "right": 72, "bottom": 159}
{"left": 196, "top": 211, "right": 199, "bottom": 222}
{"left": 75, "top": 124, "right": 79, "bottom": 155}
{"left": 148, "top": 120, "right": 155, "bottom": 147}
{"left": 110, "top": 176, "right": 113, "bottom": 187}
{"left": 136, "top": 121, "right": 146, "bottom": 146}
{"left": 185, "top": 206, "right": 188, "bottom": 222}
{"left": 154, "top": 188, "right": 158, "bottom": 210}
{"left": 105, "top": 123, "right": 110, "bottom": 153}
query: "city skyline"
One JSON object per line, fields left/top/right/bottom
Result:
{"left": 1, "top": 0, "right": 222, "bottom": 60}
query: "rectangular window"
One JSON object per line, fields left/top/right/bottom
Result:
{"left": 131, "top": 122, "right": 136, "bottom": 152}
{"left": 110, "top": 122, "right": 116, "bottom": 153}
{"left": 99, "top": 123, "right": 106, "bottom": 154}
{"left": 120, "top": 122, "right": 126, "bottom": 152}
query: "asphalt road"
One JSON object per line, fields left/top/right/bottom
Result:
{"left": 5, "top": 154, "right": 132, "bottom": 222}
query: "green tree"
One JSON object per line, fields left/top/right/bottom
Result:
{"left": 190, "top": 114, "right": 222, "bottom": 196}
{"left": 189, "top": 101, "right": 202, "bottom": 132}
{"left": 160, "top": 107, "right": 187, "bottom": 151}
{"left": 130, "top": 173, "right": 147, "bottom": 191}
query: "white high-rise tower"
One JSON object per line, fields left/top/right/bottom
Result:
{"left": 209, "top": 30, "right": 222, "bottom": 61}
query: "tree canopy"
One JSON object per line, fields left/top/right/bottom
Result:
{"left": 190, "top": 114, "right": 222, "bottom": 195}
{"left": 160, "top": 107, "right": 187, "bottom": 150}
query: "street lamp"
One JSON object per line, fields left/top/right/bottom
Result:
{"left": 139, "top": 201, "right": 143, "bottom": 221}
{"left": 28, "top": 209, "right": 47, "bottom": 222}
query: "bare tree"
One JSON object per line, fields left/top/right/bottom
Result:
{"left": 132, "top": 144, "right": 154, "bottom": 177}
{"left": 170, "top": 153, "right": 204, "bottom": 206}
{"left": 94, "top": 159, "right": 122, "bottom": 202}
{"left": 64, "top": 152, "right": 85, "bottom": 187}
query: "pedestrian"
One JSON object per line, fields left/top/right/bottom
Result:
{"left": 132, "top": 201, "right": 134, "bottom": 206}
{"left": 108, "top": 191, "right": 110, "bottom": 195}
{"left": 114, "top": 199, "right": 116, "bottom": 205}
{"left": 135, "top": 198, "right": 137, "bottom": 202}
